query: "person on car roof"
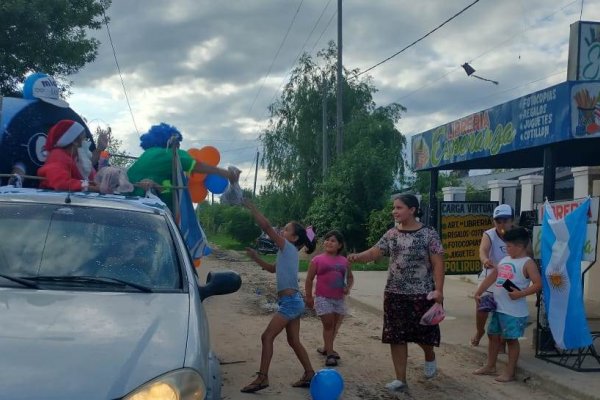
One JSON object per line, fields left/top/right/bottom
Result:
{"left": 38, "top": 120, "right": 100, "bottom": 192}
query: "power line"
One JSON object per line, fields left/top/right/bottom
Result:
{"left": 580, "top": 0, "right": 585, "bottom": 20}
{"left": 247, "top": 0, "right": 305, "bottom": 115}
{"left": 242, "top": 150, "right": 258, "bottom": 185}
{"left": 310, "top": 8, "right": 337, "bottom": 55}
{"left": 393, "top": 0, "right": 579, "bottom": 104}
{"left": 220, "top": 144, "right": 259, "bottom": 154}
{"left": 465, "top": 69, "right": 566, "bottom": 109}
{"left": 266, "top": 0, "right": 334, "bottom": 112}
{"left": 353, "top": 0, "right": 481, "bottom": 79}
{"left": 101, "top": 8, "right": 139, "bottom": 135}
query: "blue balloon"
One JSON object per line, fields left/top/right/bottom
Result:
{"left": 310, "top": 369, "right": 344, "bottom": 400}
{"left": 204, "top": 174, "right": 229, "bottom": 194}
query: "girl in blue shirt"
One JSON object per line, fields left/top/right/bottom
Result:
{"left": 241, "top": 200, "right": 317, "bottom": 393}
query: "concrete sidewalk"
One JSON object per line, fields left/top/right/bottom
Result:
{"left": 303, "top": 271, "right": 600, "bottom": 400}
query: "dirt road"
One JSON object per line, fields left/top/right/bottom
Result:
{"left": 203, "top": 249, "right": 575, "bottom": 400}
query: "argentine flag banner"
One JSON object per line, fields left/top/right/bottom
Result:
{"left": 173, "top": 151, "right": 209, "bottom": 267}
{"left": 541, "top": 197, "right": 592, "bottom": 350}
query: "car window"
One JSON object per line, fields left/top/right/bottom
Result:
{"left": 0, "top": 203, "right": 182, "bottom": 291}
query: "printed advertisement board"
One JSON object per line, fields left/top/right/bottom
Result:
{"left": 411, "top": 80, "right": 600, "bottom": 171}
{"left": 440, "top": 201, "right": 496, "bottom": 275}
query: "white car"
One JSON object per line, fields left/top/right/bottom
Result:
{"left": 0, "top": 188, "right": 240, "bottom": 400}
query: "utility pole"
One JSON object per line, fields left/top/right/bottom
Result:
{"left": 322, "top": 77, "right": 328, "bottom": 180}
{"left": 336, "top": 0, "right": 343, "bottom": 155}
{"left": 253, "top": 150, "right": 259, "bottom": 198}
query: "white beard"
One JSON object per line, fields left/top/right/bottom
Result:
{"left": 76, "top": 143, "right": 93, "bottom": 179}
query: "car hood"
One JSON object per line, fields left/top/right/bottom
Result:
{"left": 0, "top": 288, "right": 190, "bottom": 400}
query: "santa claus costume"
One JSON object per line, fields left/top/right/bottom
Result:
{"left": 38, "top": 119, "right": 96, "bottom": 191}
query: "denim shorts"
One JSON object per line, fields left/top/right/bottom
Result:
{"left": 277, "top": 291, "right": 305, "bottom": 320}
{"left": 488, "top": 311, "right": 528, "bottom": 339}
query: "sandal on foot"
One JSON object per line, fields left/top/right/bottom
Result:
{"left": 241, "top": 372, "right": 269, "bottom": 393}
{"left": 325, "top": 354, "right": 338, "bottom": 367}
{"left": 317, "top": 347, "right": 340, "bottom": 359}
{"left": 292, "top": 371, "right": 314, "bottom": 388}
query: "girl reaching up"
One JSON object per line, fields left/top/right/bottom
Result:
{"left": 241, "top": 199, "right": 317, "bottom": 393}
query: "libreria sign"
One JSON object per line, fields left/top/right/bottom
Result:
{"left": 411, "top": 80, "right": 600, "bottom": 171}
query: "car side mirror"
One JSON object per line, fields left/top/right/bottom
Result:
{"left": 199, "top": 270, "right": 241, "bottom": 302}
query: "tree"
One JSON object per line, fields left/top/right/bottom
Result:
{"left": 261, "top": 42, "right": 406, "bottom": 225}
{"left": 93, "top": 126, "right": 134, "bottom": 168}
{"left": 306, "top": 139, "right": 402, "bottom": 250}
{"left": 0, "top": 0, "right": 111, "bottom": 96}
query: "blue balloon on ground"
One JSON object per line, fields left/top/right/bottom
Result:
{"left": 205, "top": 174, "right": 228, "bottom": 194}
{"left": 310, "top": 369, "right": 344, "bottom": 400}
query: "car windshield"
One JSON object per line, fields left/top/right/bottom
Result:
{"left": 0, "top": 203, "right": 183, "bottom": 292}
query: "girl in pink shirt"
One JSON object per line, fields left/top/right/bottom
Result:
{"left": 305, "top": 230, "right": 354, "bottom": 367}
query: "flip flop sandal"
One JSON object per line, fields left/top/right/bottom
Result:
{"left": 241, "top": 372, "right": 269, "bottom": 393}
{"left": 325, "top": 355, "right": 338, "bottom": 367}
{"left": 317, "top": 348, "right": 340, "bottom": 359}
{"left": 292, "top": 372, "right": 314, "bottom": 388}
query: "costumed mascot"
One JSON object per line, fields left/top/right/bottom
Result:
{"left": 127, "top": 123, "right": 240, "bottom": 266}
{"left": 0, "top": 73, "right": 98, "bottom": 186}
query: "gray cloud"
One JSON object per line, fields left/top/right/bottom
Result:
{"left": 67, "top": 0, "right": 593, "bottom": 186}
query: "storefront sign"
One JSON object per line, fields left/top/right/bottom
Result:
{"left": 411, "top": 80, "right": 600, "bottom": 171}
{"left": 440, "top": 202, "right": 496, "bottom": 274}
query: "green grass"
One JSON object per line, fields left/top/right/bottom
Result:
{"left": 208, "top": 233, "right": 389, "bottom": 272}
{"left": 208, "top": 233, "right": 248, "bottom": 251}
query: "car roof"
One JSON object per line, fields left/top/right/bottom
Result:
{"left": 0, "top": 187, "right": 169, "bottom": 215}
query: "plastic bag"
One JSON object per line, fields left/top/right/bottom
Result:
{"left": 420, "top": 292, "right": 446, "bottom": 325}
{"left": 94, "top": 166, "right": 134, "bottom": 194}
{"left": 477, "top": 293, "right": 497, "bottom": 312}
{"left": 220, "top": 167, "right": 244, "bottom": 205}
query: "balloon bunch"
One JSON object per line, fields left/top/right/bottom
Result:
{"left": 187, "top": 146, "right": 229, "bottom": 203}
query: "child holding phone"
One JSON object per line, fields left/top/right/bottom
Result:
{"left": 473, "top": 227, "right": 541, "bottom": 382}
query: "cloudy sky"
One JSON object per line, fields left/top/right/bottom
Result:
{"left": 67, "top": 0, "right": 597, "bottom": 190}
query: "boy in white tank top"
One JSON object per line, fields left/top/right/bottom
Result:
{"left": 472, "top": 227, "right": 542, "bottom": 382}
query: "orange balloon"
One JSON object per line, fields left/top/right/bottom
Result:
{"left": 189, "top": 180, "right": 208, "bottom": 203}
{"left": 189, "top": 171, "right": 206, "bottom": 182}
{"left": 188, "top": 146, "right": 220, "bottom": 167}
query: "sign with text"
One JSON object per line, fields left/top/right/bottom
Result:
{"left": 440, "top": 202, "right": 496, "bottom": 275}
{"left": 536, "top": 197, "right": 599, "bottom": 224}
{"left": 532, "top": 197, "right": 599, "bottom": 262}
{"left": 410, "top": 80, "right": 600, "bottom": 171}
{"left": 567, "top": 21, "right": 600, "bottom": 81}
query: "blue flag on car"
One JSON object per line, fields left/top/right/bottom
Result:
{"left": 173, "top": 150, "right": 209, "bottom": 266}
{"left": 541, "top": 197, "right": 592, "bottom": 350}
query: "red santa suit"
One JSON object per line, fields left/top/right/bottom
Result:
{"left": 38, "top": 120, "right": 96, "bottom": 191}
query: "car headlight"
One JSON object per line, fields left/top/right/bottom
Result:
{"left": 123, "top": 368, "right": 206, "bottom": 400}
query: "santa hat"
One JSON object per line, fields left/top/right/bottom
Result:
{"left": 45, "top": 120, "right": 85, "bottom": 150}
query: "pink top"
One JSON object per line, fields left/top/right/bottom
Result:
{"left": 312, "top": 254, "right": 348, "bottom": 299}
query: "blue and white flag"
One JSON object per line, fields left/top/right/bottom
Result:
{"left": 173, "top": 151, "right": 209, "bottom": 266}
{"left": 541, "top": 197, "right": 592, "bottom": 350}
